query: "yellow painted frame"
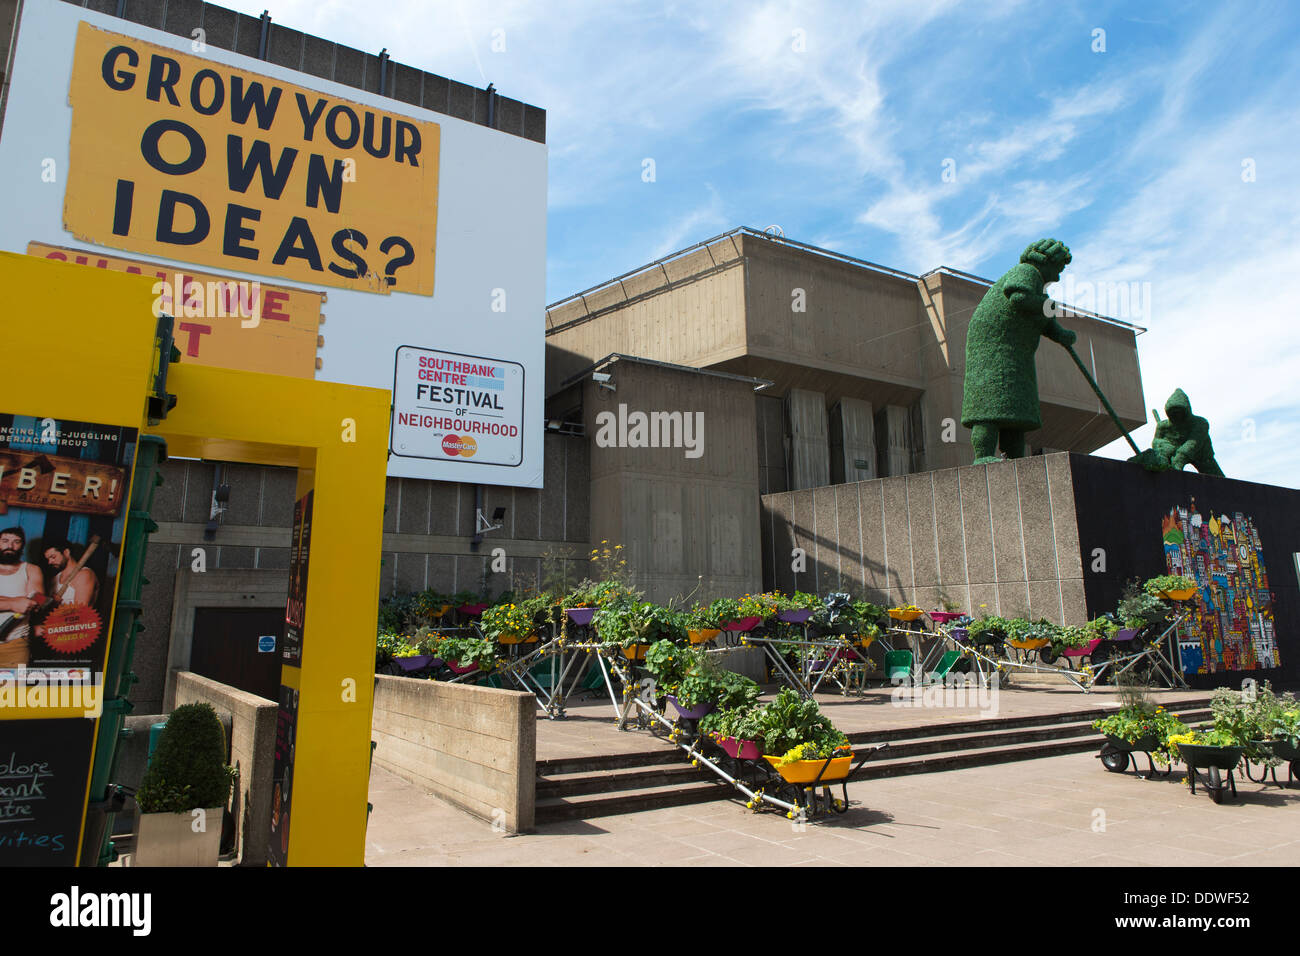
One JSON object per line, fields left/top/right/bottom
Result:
{"left": 149, "top": 363, "right": 389, "bottom": 867}
{"left": 0, "top": 252, "right": 389, "bottom": 866}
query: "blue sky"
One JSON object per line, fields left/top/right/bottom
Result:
{"left": 219, "top": 0, "right": 1300, "bottom": 486}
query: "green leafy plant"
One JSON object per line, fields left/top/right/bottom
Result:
{"left": 965, "top": 615, "right": 1009, "bottom": 645}
{"left": 683, "top": 604, "right": 718, "bottom": 630}
{"left": 1210, "top": 683, "right": 1298, "bottom": 761}
{"left": 1143, "top": 574, "right": 1196, "bottom": 597}
{"left": 774, "top": 740, "right": 852, "bottom": 766}
{"left": 746, "top": 688, "right": 848, "bottom": 758}
{"left": 1116, "top": 578, "right": 1170, "bottom": 629}
{"left": 136, "top": 703, "right": 236, "bottom": 814}
{"left": 1005, "top": 618, "right": 1058, "bottom": 644}
{"left": 644, "top": 640, "right": 687, "bottom": 695}
{"left": 1053, "top": 623, "right": 1099, "bottom": 649}
{"left": 375, "top": 631, "right": 406, "bottom": 667}
{"left": 1093, "top": 703, "right": 1187, "bottom": 765}
{"left": 1271, "top": 706, "right": 1300, "bottom": 749}
{"left": 1167, "top": 726, "right": 1238, "bottom": 758}
{"left": 433, "top": 634, "right": 496, "bottom": 671}
{"left": 707, "top": 597, "right": 742, "bottom": 625}
{"left": 700, "top": 703, "right": 764, "bottom": 742}
{"left": 737, "top": 593, "right": 780, "bottom": 620}
{"left": 479, "top": 601, "right": 535, "bottom": 642}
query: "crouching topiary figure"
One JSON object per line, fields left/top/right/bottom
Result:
{"left": 962, "top": 238, "right": 1078, "bottom": 464}
{"left": 1130, "top": 388, "right": 1223, "bottom": 476}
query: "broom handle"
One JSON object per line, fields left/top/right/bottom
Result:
{"left": 1065, "top": 344, "right": 1141, "bottom": 455}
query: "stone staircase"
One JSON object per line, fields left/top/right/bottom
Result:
{"left": 533, "top": 696, "right": 1212, "bottom": 822}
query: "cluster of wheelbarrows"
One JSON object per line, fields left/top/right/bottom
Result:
{"left": 1098, "top": 733, "right": 1299, "bottom": 805}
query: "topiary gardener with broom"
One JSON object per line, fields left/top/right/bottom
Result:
{"left": 962, "top": 238, "right": 1078, "bottom": 464}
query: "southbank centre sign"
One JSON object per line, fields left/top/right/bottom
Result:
{"left": 0, "top": 3, "right": 546, "bottom": 488}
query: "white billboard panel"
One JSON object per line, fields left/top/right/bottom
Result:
{"left": 0, "top": 2, "right": 546, "bottom": 488}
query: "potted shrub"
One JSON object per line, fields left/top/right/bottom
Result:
{"left": 134, "top": 703, "right": 236, "bottom": 867}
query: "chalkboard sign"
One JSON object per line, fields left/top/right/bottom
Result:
{"left": 0, "top": 718, "right": 94, "bottom": 866}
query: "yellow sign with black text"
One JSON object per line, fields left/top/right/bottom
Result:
{"left": 63, "top": 22, "right": 439, "bottom": 296}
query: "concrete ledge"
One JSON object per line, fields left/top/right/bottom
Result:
{"left": 173, "top": 672, "right": 278, "bottom": 866}
{"left": 371, "top": 676, "right": 535, "bottom": 832}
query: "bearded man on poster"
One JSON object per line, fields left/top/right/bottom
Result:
{"left": 0, "top": 526, "right": 43, "bottom": 666}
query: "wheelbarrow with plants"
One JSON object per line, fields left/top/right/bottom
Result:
{"left": 1097, "top": 734, "right": 1172, "bottom": 779}
{"left": 1241, "top": 737, "right": 1300, "bottom": 788}
{"left": 1175, "top": 739, "right": 1245, "bottom": 804}
{"left": 761, "top": 743, "right": 888, "bottom": 818}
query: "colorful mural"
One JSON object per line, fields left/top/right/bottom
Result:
{"left": 1161, "top": 500, "right": 1278, "bottom": 674}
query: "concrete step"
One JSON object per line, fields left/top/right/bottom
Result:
{"left": 531, "top": 699, "right": 1214, "bottom": 821}
{"left": 535, "top": 778, "right": 731, "bottom": 822}
{"left": 865, "top": 708, "right": 1211, "bottom": 760}
{"left": 537, "top": 760, "right": 715, "bottom": 799}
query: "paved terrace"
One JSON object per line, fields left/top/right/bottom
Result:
{"left": 366, "top": 749, "right": 1300, "bottom": 866}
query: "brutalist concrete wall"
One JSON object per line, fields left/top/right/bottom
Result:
{"left": 1070, "top": 454, "right": 1300, "bottom": 689}
{"left": 172, "top": 672, "right": 277, "bottom": 866}
{"left": 371, "top": 675, "right": 535, "bottom": 832}
{"left": 761, "top": 453, "right": 1086, "bottom": 623}
{"left": 584, "top": 360, "right": 763, "bottom": 604}
{"left": 57, "top": 0, "right": 544, "bottom": 142}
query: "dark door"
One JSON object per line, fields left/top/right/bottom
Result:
{"left": 190, "top": 607, "right": 284, "bottom": 701}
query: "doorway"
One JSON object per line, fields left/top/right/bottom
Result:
{"left": 190, "top": 606, "right": 285, "bottom": 701}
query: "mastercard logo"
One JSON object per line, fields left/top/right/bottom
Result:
{"left": 441, "top": 434, "right": 478, "bottom": 458}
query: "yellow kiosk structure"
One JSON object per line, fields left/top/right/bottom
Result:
{"left": 0, "top": 252, "right": 388, "bottom": 866}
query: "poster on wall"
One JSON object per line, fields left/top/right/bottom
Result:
{"left": 282, "top": 491, "right": 312, "bottom": 666}
{"left": 0, "top": 414, "right": 136, "bottom": 687}
{"left": 1161, "top": 501, "right": 1279, "bottom": 674}
{"left": 0, "top": 718, "right": 95, "bottom": 866}
{"left": 266, "top": 683, "right": 299, "bottom": 867}
{"left": 390, "top": 346, "right": 525, "bottom": 467}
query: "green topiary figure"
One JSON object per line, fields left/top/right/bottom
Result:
{"left": 1129, "top": 388, "right": 1223, "bottom": 476}
{"left": 962, "top": 238, "right": 1077, "bottom": 463}
{"left": 136, "top": 702, "right": 235, "bottom": 813}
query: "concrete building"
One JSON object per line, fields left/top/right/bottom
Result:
{"left": 546, "top": 228, "right": 1146, "bottom": 490}
{"left": 546, "top": 228, "right": 1147, "bottom": 602}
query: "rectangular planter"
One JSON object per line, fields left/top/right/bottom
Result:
{"left": 134, "top": 807, "right": 223, "bottom": 867}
